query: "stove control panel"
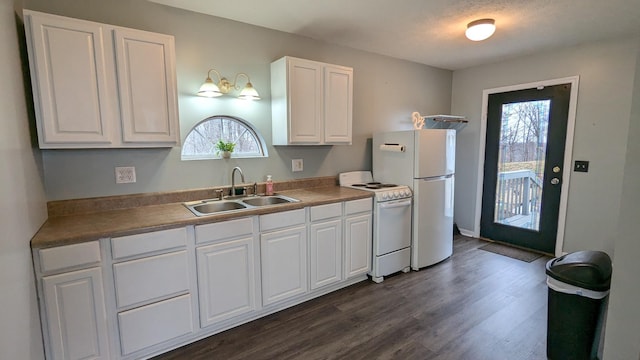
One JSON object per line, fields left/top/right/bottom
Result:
{"left": 377, "top": 188, "right": 412, "bottom": 201}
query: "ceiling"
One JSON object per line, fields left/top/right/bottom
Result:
{"left": 149, "top": 0, "right": 640, "bottom": 70}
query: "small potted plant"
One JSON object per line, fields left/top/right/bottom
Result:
{"left": 216, "top": 140, "right": 236, "bottom": 159}
{"left": 215, "top": 140, "right": 235, "bottom": 159}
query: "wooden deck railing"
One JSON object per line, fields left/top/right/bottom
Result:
{"left": 495, "top": 170, "right": 543, "bottom": 223}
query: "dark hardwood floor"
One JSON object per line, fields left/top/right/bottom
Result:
{"left": 154, "top": 236, "right": 551, "bottom": 360}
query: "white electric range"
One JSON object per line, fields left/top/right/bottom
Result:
{"left": 339, "top": 171, "right": 412, "bottom": 283}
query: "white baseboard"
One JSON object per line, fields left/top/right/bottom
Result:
{"left": 458, "top": 228, "right": 475, "bottom": 238}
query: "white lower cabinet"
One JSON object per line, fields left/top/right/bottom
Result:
{"left": 113, "top": 250, "right": 190, "bottom": 308}
{"left": 110, "top": 228, "right": 194, "bottom": 358}
{"left": 309, "top": 203, "right": 343, "bottom": 290}
{"left": 195, "top": 217, "right": 258, "bottom": 328}
{"left": 34, "top": 198, "right": 373, "bottom": 359}
{"left": 42, "top": 267, "right": 111, "bottom": 360}
{"left": 34, "top": 241, "right": 111, "bottom": 360}
{"left": 344, "top": 199, "right": 373, "bottom": 279}
{"left": 118, "top": 294, "right": 193, "bottom": 355}
{"left": 261, "top": 226, "right": 308, "bottom": 306}
{"left": 260, "top": 209, "right": 308, "bottom": 306}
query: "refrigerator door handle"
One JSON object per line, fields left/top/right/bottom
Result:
{"left": 417, "top": 174, "right": 454, "bottom": 181}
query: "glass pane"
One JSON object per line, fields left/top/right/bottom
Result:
{"left": 493, "top": 100, "right": 550, "bottom": 231}
{"left": 181, "top": 116, "right": 267, "bottom": 160}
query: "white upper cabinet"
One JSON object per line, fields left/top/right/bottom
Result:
{"left": 24, "top": 12, "right": 115, "bottom": 146}
{"left": 276, "top": 58, "right": 323, "bottom": 144}
{"left": 271, "top": 56, "right": 353, "bottom": 145}
{"left": 114, "top": 28, "right": 179, "bottom": 144}
{"left": 23, "top": 10, "right": 180, "bottom": 148}
{"left": 323, "top": 65, "right": 353, "bottom": 143}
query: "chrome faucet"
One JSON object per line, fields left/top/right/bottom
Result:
{"left": 230, "top": 167, "right": 245, "bottom": 197}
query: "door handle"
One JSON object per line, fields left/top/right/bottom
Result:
{"left": 550, "top": 178, "right": 560, "bottom": 185}
{"left": 379, "top": 199, "right": 412, "bottom": 209}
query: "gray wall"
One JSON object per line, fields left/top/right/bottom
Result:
{"left": 451, "top": 37, "right": 639, "bottom": 254}
{"left": 12, "top": 0, "right": 640, "bottom": 357}
{"left": 603, "top": 38, "right": 640, "bottom": 360}
{"left": 23, "top": 0, "right": 452, "bottom": 200}
{"left": 0, "top": 0, "right": 48, "bottom": 359}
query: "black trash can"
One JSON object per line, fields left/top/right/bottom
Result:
{"left": 546, "top": 250, "right": 612, "bottom": 360}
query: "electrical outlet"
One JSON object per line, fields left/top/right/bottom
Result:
{"left": 292, "top": 159, "right": 303, "bottom": 172}
{"left": 115, "top": 166, "right": 136, "bottom": 183}
{"left": 574, "top": 160, "right": 589, "bottom": 173}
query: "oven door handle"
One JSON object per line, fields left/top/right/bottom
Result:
{"left": 379, "top": 199, "right": 412, "bottom": 209}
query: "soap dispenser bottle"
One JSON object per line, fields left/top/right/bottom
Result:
{"left": 266, "top": 175, "right": 274, "bottom": 196}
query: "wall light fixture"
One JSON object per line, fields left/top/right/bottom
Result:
{"left": 465, "top": 18, "right": 496, "bottom": 41}
{"left": 197, "top": 69, "right": 260, "bottom": 100}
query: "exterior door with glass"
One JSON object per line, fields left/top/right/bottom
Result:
{"left": 480, "top": 84, "right": 571, "bottom": 254}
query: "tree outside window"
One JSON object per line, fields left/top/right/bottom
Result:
{"left": 181, "top": 115, "right": 267, "bottom": 160}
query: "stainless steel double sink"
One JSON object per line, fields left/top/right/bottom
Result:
{"left": 184, "top": 194, "right": 300, "bottom": 217}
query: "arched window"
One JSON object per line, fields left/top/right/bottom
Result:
{"left": 181, "top": 115, "right": 268, "bottom": 160}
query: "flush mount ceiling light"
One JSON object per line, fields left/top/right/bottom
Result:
{"left": 465, "top": 18, "right": 496, "bottom": 41}
{"left": 197, "top": 69, "right": 260, "bottom": 100}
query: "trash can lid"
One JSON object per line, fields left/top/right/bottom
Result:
{"left": 545, "top": 250, "right": 612, "bottom": 291}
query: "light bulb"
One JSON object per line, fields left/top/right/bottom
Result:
{"left": 465, "top": 19, "right": 496, "bottom": 41}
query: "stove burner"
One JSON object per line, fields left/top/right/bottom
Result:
{"left": 351, "top": 183, "right": 367, "bottom": 187}
{"left": 365, "top": 184, "right": 382, "bottom": 189}
{"left": 380, "top": 184, "right": 397, "bottom": 188}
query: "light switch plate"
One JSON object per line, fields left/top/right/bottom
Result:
{"left": 574, "top": 160, "right": 589, "bottom": 173}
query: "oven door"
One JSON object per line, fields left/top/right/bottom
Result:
{"left": 375, "top": 198, "right": 412, "bottom": 255}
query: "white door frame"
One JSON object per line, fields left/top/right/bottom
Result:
{"left": 473, "top": 76, "right": 579, "bottom": 256}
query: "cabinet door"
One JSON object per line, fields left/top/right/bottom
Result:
{"left": 323, "top": 65, "right": 353, "bottom": 144}
{"left": 310, "top": 219, "right": 342, "bottom": 290}
{"left": 196, "top": 237, "right": 256, "bottom": 327}
{"left": 25, "top": 12, "right": 115, "bottom": 147}
{"left": 344, "top": 213, "right": 372, "bottom": 279}
{"left": 261, "top": 226, "right": 308, "bottom": 306}
{"left": 42, "top": 268, "right": 110, "bottom": 360}
{"left": 288, "top": 58, "right": 323, "bottom": 144}
{"left": 114, "top": 28, "right": 179, "bottom": 145}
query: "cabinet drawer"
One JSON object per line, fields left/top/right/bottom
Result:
{"left": 118, "top": 294, "right": 193, "bottom": 355}
{"left": 39, "top": 241, "right": 101, "bottom": 273}
{"left": 113, "top": 250, "right": 189, "bottom": 308}
{"left": 310, "top": 202, "right": 343, "bottom": 222}
{"left": 259, "top": 208, "right": 306, "bottom": 232}
{"left": 111, "top": 227, "right": 187, "bottom": 260}
{"left": 195, "top": 217, "right": 254, "bottom": 244}
{"left": 345, "top": 198, "right": 373, "bottom": 215}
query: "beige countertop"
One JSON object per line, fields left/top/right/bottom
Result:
{"left": 31, "top": 185, "right": 372, "bottom": 249}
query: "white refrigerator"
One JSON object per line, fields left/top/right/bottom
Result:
{"left": 373, "top": 129, "right": 455, "bottom": 270}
